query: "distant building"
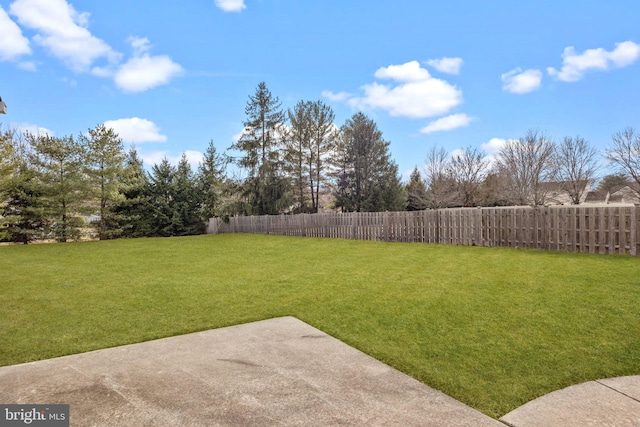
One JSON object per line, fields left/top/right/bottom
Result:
{"left": 540, "top": 181, "right": 591, "bottom": 205}
{"left": 609, "top": 183, "right": 640, "bottom": 205}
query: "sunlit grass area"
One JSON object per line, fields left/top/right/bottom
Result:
{"left": 1, "top": 234, "right": 638, "bottom": 418}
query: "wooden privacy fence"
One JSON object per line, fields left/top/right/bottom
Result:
{"left": 208, "top": 205, "right": 640, "bottom": 256}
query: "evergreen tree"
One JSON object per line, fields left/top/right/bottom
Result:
{"left": 147, "top": 157, "right": 177, "bottom": 237}
{"left": 597, "top": 173, "right": 629, "bottom": 193}
{"left": 406, "top": 167, "right": 428, "bottom": 211}
{"left": 229, "top": 82, "right": 290, "bottom": 215}
{"left": 174, "top": 154, "right": 204, "bottom": 235}
{"left": 29, "top": 133, "right": 87, "bottom": 242}
{"left": 83, "top": 124, "right": 126, "bottom": 239}
{"left": 334, "top": 113, "right": 406, "bottom": 212}
{"left": 0, "top": 129, "right": 15, "bottom": 240}
{"left": 0, "top": 135, "right": 47, "bottom": 243}
{"left": 114, "top": 147, "right": 152, "bottom": 238}
{"left": 197, "top": 140, "right": 227, "bottom": 220}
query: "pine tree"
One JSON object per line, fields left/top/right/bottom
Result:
{"left": 0, "top": 135, "right": 47, "bottom": 243}
{"left": 230, "top": 82, "right": 290, "bottom": 215}
{"left": 29, "top": 133, "right": 87, "bottom": 242}
{"left": 334, "top": 113, "right": 406, "bottom": 212}
{"left": 114, "top": 147, "right": 152, "bottom": 238}
{"left": 83, "top": 124, "right": 126, "bottom": 239}
{"left": 406, "top": 167, "right": 428, "bottom": 211}
{"left": 147, "top": 157, "right": 177, "bottom": 237}
{"left": 174, "top": 154, "right": 204, "bottom": 235}
{"left": 197, "top": 140, "right": 227, "bottom": 220}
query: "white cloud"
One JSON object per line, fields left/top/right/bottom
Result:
{"left": 14, "top": 122, "right": 54, "bottom": 137}
{"left": 214, "top": 0, "right": 246, "bottom": 12}
{"left": 425, "top": 57, "right": 463, "bottom": 75}
{"left": 481, "top": 137, "right": 509, "bottom": 155}
{"left": 501, "top": 68, "right": 543, "bottom": 94}
{"left": 332, "top": 61, "right": 462, "bottom": 119}
{"left": 128, "top": 36, "right": 151, "bottom": 56}
{"left": 420, "top": 113, "right": 474, "bottom": 134}
{"left": 0, "top": 6, "right": 31, "bottom": 61}
{"left": 374, "top": 60, "right": 431, "bottom": 82}
{"left": 231, "top": 127, "right": 247, "bottom": 143}
{"left": 321, "top": 90, "right": 352, "bottom": 102}
{"left": 547, "top": 40, "right": 640, "bottom": 82}
{"left": 8, "top": 1, "right": 181, "bottom": 92}
{"left": 112, "top": 36, "right": 183, "bottom": 92}
{"left": 9, "top": 0, "right": 120, "bottom": 72}
{"left": 140, "top": 150, "right": 203, "bottom": 169}
{"left": 114, "top": 55, "right": 183, "bottom": 92}
{"left": 480, "top": 138, "right": 516, "bottom": 168}
{"left": 18, "top": 61, "right": 37, "bottom": 71}
{"left": 103, "top": 118, "right": 167, "bottom": 143}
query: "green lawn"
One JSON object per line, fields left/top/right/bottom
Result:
{"left": 1, "top": 234, "right": 639, "bottom": 418}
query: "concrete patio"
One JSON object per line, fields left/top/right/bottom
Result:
{"left": 0, "top": 317, "right": 638, "bottom": 426}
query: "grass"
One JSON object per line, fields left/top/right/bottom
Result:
{"left": 1, "top": 234, "right": 639, "bottom": 418}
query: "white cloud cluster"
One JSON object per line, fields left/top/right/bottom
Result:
{"left": 328, "top": 61, "right": 463, "bottom": 119}
{"left": 103, "top": 117, "right": 167, "bottom": 143}
{"left": 114, "top": 37, "right": 184, "bottom": 93}
{"left": 504, "top": 40, "right": 640, "bottom": 94}
{"left": 425, "top": 57, "right": 463, "bottom": 75}
{"left": 214, "top": 0, "right": 246, "bottom": 12}
{"left": 10, "top": 0, "right": 119, "bottom": 72}
{"left": 501, "top": 68, "right": 542, "bottom": 94}
{"left": 547, "top": 41, "right": 640, "bottom": 82}
{"left": 4, "top": 0, "right": 183, "bottom": 92}
{"left": 0, "top": 6, "right": 31, "bottom": 61}
{"left": 324, "top": 60, "right": 470, "bottom": 134}
{"left": 420, "top": 113, "right": 473, "bottom": 134}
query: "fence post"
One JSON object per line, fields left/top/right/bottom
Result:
{"left": 631, "top": 205, "right": 639, "bottom": 255}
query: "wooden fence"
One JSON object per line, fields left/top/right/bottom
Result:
{"left": 208, "top": 205, "right": 640, "bottom": 256}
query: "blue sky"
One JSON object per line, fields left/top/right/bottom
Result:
{"left": 1, "top": 0, "right": 639, "bottom": 180}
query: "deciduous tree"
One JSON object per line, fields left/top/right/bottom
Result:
{"left": 423, "top": 146, "right": 458, "bottom": 209}
{"left": 553, "top": 135, "right": 599, "bottom": 204}
{"left": 450, "top": 146, "right": 490, "bottom": 207}
{"left": 495, "top": 130, "right": 555, "bottom": 206}
{"left": 286, "top": 100, "right": 337, "bottom": 213}
{"left": 606, "top": 127, "right": 640, "bottom": 198}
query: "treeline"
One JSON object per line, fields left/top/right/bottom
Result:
{"left": 0, "top": 125, "right": 226, "bottom": 243}
{"left": 408, "top": 128, "right": 640, "bottom": 210}
{"left": 0, "top": 82, "right": 405, "bottom": 243}
{"left": 2, "top": 82, "right": 640, "bottom": 243}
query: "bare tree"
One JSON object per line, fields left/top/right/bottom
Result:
{"left": 495, "top": 130, "right": 555, "bottom": 206}
{"left": 424, "top": 146, "right": 458, "bottom": 208}
{"left": 450, "top": 146, "right": 491, "bottom": 207}
{"left": 606, "top": 127, "right": 640, "bottom": 198}
{"left": 553, "top": 136, "right": 599, "bottom": 204}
